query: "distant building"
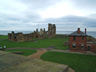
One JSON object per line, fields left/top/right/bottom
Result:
{"left": 8, "top": 23, "right": 56, "bottom": 42}
{"left": 69, "top": 28, "right": 96, "bottom": 52}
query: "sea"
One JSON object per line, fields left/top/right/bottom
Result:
{"left": 0, "top": 31, "right": 96, "bottom": 38}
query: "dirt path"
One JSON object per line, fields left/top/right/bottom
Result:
{"left": 7, "top": 47, "right": 96, "bottom": 56}
{"left": 7, "top": 48, "right": 38, "bottom": 50}
{"left": 28, "top": 49, "right": 47, "bottom": 59}
{"left": 50, "top": 49, "right": 96, "bottom": 56}
{"left": 7, "top": 48, "right": 53, "bottom": 50}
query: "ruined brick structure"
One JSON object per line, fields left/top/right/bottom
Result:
{"left": 8, "top": 23, "right": 56, "bottom": 42}
{"left": 69, "top": 28, "right": 96, "bottom": 52}
{"left": 48, "top": 24, "right": 56, "bottom": 38}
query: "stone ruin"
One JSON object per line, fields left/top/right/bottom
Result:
{"left": 8, "top": 23, "right": 56, "bottom": 42}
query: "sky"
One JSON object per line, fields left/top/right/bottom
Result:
{"left": 0, "top": 0, "right": 96, "bottom": 31}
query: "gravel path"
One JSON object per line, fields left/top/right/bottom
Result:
{"left": 7, "top": 48, "right": 38, "bottom": 50}
{"left": 7, "top": 48, "right": 96, "bottom": 56}
{"left": 28, "top": 49, "right": 47, "bottom": 59}
{"left": 50, "top": 49, "right": 96, "bottom": 56}
{"left": 7, "top": 48, "right": 54, "bottom": 50}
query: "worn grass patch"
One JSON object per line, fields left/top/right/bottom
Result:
{"left": 0, "top": 35, "right": 68, "bottom": 50}
{"left": 41, "top": 51, "right": 96, "bottom": 72}
{"left": 6, "top": 49, "right": 37, "bottom": 56}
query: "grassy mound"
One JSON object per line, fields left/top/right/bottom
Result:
{"left": 41, "top": 51, "right": 96, "bottom": 72}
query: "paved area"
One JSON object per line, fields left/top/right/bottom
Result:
{"left": 0, "top": 51, "right": 75, "bottom": 72}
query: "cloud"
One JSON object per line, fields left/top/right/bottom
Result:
{"left": 43, "top": 15, "right": 96, "bottom": 30}
{"left": 0, "top": 0, "right": 96, "bottom": 31}
{"left": 20, "top": 0, "right": 62, "bottom": 9}
{"left": 70, "top": 0, "right": 96, "bottom": 14}
{"left": 0, "top": 0, "right": 62, "bottom": 24}
{"left": 72, "top": 0, "right": 96, "bottom": 8}
{"left": 38, "top": 0, "right": 96, "bottom": 19}
{"left": 0, "top": 0, "right": 28, "bottom": 16}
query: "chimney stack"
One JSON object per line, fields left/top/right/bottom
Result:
{"left": 85, "top": 28, "right": 86, "bottom": 34}
{"left": 77, "top": 28, "right": 80, "bottom": 34}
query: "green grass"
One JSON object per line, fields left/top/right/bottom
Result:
{"left": 41, "top": 51, "right": 96, "bottom": 72}
{"left": 0, "top": 35, "right": 68, "bottom": 50}
{"left": 0, "top": 35, "right": 8, "bottom": 39}
{"left": 6, "top": 49, "right": 37, "bottom": 56}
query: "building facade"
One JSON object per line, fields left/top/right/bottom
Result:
{"left": 69, "top": 28, "right": 96, "bottom": 52}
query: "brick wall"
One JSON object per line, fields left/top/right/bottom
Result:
{"left": 69, "top": 36, "right": 87, "bottom": 51}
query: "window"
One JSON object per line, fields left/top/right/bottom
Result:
{"left": 82, "top": 36, "right": 84, "bottom": 40}
{"left": 73, "top": 36, "right": 76, "bottom": 40}
{"left": 81, "top": 44, "right": 84, "bottom": 48}
{"left": 88, "top": 46, "right": 91, "bottom": 51}
{"left": 72, "top": 43, "right": 76, "bottom": 48}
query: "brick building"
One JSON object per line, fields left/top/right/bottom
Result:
{"left": 69, "top": 28, "right": 96, "bottom": 52}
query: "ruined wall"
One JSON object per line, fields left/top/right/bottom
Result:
{"left": 48, "top": 23, "right": 56, "bottom": 38}
{"left": 8, "top": 32, "right": 24, "bottom": 42}
{"left": 8, "top": 23, "right": 56, "bottom": 42}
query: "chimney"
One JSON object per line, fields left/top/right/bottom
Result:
{"left": 77, "top": 28, "right": 80, "bottom": 34}
{"left": 85, "top": 28, "right": 86, "bottom": 34}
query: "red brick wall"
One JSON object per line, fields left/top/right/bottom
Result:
{"left": 69, "top": 36, "right": 87, "bottom": 51}
{"left": 90, "top": 44, "right": 96, "bottom": 53}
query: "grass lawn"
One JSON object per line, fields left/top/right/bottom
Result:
{"left": 6, "top": 49, "right": 37, "bottom": 56}
{"left": 0, "top": 35, "right": 68, "bottom": 50}
{"left": 0, "top": 35, "right": 8, "bottom": 39}
{"left": 41, "top": 51, "right": 96, "bottom": 72}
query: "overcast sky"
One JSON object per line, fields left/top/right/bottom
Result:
{"left": 0, "top": 0, "right": 96, "bottom": 31}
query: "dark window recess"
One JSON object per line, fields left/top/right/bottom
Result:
{"left": 88, "top": 46, "right": 91, "bottom": 51}
{"left": 14, "top": 35, "right": 17, "bottom": 39}
{"left": 72, "top": 44, "right": 76, "bottom": 48}
{"left": 14, "top": 36, "right": 16, "bottom": 39}
{"left": 82, "top": 37, "right": 84, "bottom": 40}
{"left": 36, "top": 35, "right": 38, "bottom": 38}
{"left": 73, "top": 36, "right": 76, "bottom": 40}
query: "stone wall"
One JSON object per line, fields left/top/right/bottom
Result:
{"left": 48, "top": 23, "right": 56, "bottom": 38}
{"left": 8, "top": 23, "right": 56, "bottom": 42}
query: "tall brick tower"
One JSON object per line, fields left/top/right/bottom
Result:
{"left": 53, "top": 24, "right": 56, "bottom": 37}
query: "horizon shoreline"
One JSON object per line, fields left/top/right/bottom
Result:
{"left": 0, "top": 31, "right": 96, "bottom": 38}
